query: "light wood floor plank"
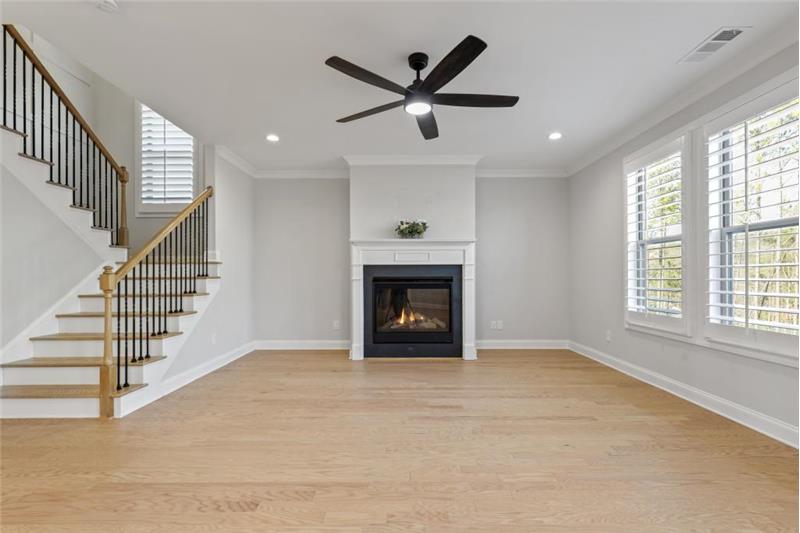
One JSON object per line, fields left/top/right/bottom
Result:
{"left": 1, "top": 349, "right": 796, "bottom": 532}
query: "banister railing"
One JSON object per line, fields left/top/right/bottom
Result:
{"left": 2, "top": 24, "right": 129, "bottom": 246}
{"left": 98, "top": 186, "right": 213, "bottom": 416}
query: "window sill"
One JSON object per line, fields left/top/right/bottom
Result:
{"left": 625, "top": 319, "right": 798, "bottom": 368}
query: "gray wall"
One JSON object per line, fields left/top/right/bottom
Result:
{"left": 251, "top": 177, "right": 569, "bottom": 343}
{"left": 349, "top": 165, "right": 476, "bottom": 241}
{"left": 254, "top": 178, "right": 351, "bottom": 342}
{"left": 164, "top": 156, "right": 255, "bottom": 377}
{"left": 476, "top": 178, "right": 570, "bottom": 342}
{"left": 1, "top": 167, "right": 101, "bottom": 344}
{"left": 568, "top": 45, "right": 799, "bottom": 427}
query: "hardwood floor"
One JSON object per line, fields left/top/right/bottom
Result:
{"left": 1, "top": 349, "right": 796, "bottom": 532}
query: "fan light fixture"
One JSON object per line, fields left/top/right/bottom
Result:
{"left": 404, "top": 98, "right": 431, "bottom": 116}
{"left": 266, "top": 133, "right": 280, "bottom": 142}
{"left": 548, "top": 131, "right": 562, "bottom": 141}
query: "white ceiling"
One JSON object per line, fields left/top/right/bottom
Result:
{"left": 4, "top": 1, "right": 798, "bottom": 175}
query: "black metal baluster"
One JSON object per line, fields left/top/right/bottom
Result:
{"left": 57, "top": 100, "right": 61, "bottom": 184}
{"left": 179, "top": 220, "right": 185, "bottom": 313}
{"left": 116, "top": 278, "right": 121, "bottom": 390}
{"left": 191, "top": 209, "right": 197, "bottom": 293}
{"left": 48, "top": 85, "right": 53, "bottom": 180}
{"left": 160, "top": 240, "right": 166, "bottom": 333}
{"left": 12, "top": 39, "right": 17, "bottom": 131}
{"left": 123, "top": 274, "right": 129, "bottom": 387}
{"left": 205, "top": 200, "right": 209, "bottom": 276}
{"left": 39, "top": 67, "right": 43, "bottom": 160}
{"left": 78, "top": 129, "right": 83, "bottom": 205}
{"left": 70, "top": 115, "right": 75, "bottom": 203}
{"left": 3, "top": 28, "right": 6, "bottom": 128}
{"left": 145, "top": 251, "right": 151, "bottom": 359}
{"left": 31, "top": 64, "right": 35, "bottom": 157}
{"left": 138, "top": 261, "right": 143, "bottom": 362}
{"left": 21, "top": 51, "right": 25, "bottom": 151}
{"left": 93, "top": 144, "right": 98, "bottom": 226}
{"left": 114, "top": 169, "right": 119, "bottom": 244}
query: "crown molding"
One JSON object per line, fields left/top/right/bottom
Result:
{"left": 342, "top": 154, "right": 483, "bottom": 167}
{"left": 476, "top": 168, "right": 569, "bottom": 179}
{"left": 254, "top": 168, "right": 348, "bottom": 179}
{"left": 215, "top": 145, "right": 258, "bottom": 177}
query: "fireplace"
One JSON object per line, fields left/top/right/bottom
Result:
{"left": 363, "top": 265, "right": 462, "bottom": 357}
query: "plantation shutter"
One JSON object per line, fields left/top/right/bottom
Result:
{"left": 625, "top": 147, "right": 683, "bottom": 317}
{"left": 706, "top": 97, "right": 799, "bottom": 335}
{"left": 140, "top": 104, "right": 194, "bottom": 204}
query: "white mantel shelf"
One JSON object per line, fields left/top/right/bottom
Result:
{"left": 350, "top": 239, "right": 477, "bottom": 361}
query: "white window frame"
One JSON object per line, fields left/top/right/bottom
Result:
{"left": 700, "top": 82, "right": 799, "bottom": 361}
{"left": 134, "top": 101, "right": 200, "bottom": 217}
{"left": 623, "top": 135, "right": 693, "bottom": 338}
{"left": 620, "top": 70, "right": 799, "bottom": 367}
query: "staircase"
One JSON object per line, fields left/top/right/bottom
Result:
{"left": 0, "top": 24, "right": 220, "bottom": 418}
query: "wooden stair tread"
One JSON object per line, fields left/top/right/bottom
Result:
{"left": 69, "top": 204, "right": 95, "bottom": 213}
{"left": 1, "top": 355, "right": 166, "bottom": 368}
{"left": 46, "top": 181, "right": 76, "bottom": 191}
{"left": 0, "top": 383, "right": 146, "bottom": 399}
{"left": 117, "top": 260, "right": 222, "bottom": 265}
{"left": 18, "top": 152, "right": 54, "bottom": 166}
{"left": 56, "top": 311, "right": 197, "bottom": 318}
{"left": 30, "top": 332, "right": 181, "bottom": 341}
{"left": 0, "top": 124, "right": 26, "bottom": 137}
{"left": 131, "top": 276, "right": 220, "bottom": 280}
{"left": 78, "top": 292, "right": 209, "bottom": 298}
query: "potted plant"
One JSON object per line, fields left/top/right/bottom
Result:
{"left": 395, "top": 219, "right": 428, "bottom": 239}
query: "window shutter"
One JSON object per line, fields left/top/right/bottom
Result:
{"left": 140, "top": 104, "right": 194, "bottom": 204}
{"left": 707, "top": 97, "right": 799, "bottom": 335}
{"left": 626, "top": 149, "right": 683, "bottom": 317}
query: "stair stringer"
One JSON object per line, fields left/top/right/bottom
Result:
{"left": 113, "top": 276, "right": 223, "bottom": 417}
{"left": 1, "top": 128, "right": 128, "bottom": 262}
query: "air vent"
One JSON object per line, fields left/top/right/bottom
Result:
{"left": 679, "top": 27, "right": 748, "bottom": 63}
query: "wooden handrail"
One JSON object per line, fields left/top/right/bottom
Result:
{"left": 4, "top": 24, "right": 130, "bottom": 246}
{"left": 4, "top": 24, "right": 124, "bottom": 177}
{"left": 108, "top": 186, "right": 213, "bottom": 285}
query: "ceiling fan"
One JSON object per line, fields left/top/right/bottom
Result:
{"left": 325, "top": 35, "right": 519, "bottom": 140}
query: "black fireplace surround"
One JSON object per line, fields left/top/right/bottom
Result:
{"left": 363, "top": 265, "right": 462, "bottom": 357}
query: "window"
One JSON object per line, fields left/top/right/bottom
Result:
{"left": 625, "top": 141, "right": 684, "bottom": 320}
{"left": 707, "top": 97, "right": 799, "bottom": 336}
{"left": 138, "top": 104, "right": 195, "bottom": 209}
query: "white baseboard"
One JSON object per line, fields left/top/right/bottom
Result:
{"left": 477, "top": 339, "right": 569, "bottom": 349}
{"left": 568, "top": 341, "right": 799, "bottom": 448}
{"left": 253, "top": 340, "right": 351, "bottom": 351}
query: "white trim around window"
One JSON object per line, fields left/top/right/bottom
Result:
{"left": 622, "top": 72, "right": 799, "bottom": 368}
{"left": 134, "top": 101, "right": 201, "bottom": 217}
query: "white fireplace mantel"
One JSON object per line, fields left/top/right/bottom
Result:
{"left": 350, "top": 239, "right": 477, "bottom": 361}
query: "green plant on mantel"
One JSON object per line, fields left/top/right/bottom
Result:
{"left": 395, "top": 219, "right": 428, "bottom": 239}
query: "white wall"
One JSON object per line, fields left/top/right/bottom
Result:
{"left": 254, "top": 178, "right": 350, "bottom": 342}
{"left": 476, "top": 178, "right": 570, "bottom": 343}
{"left": 164, "top": 153, "right": 255, "bottom": 377}
{"left": 568, "top": 45, "right": 799, "bottom": 431}
{"left": 349, "top": 164, "right": 476, "bottom": 241}
{"left": 1, "top": 167, "right": 101, "bottom": 344}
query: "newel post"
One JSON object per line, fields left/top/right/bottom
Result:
{"left": 118, "top": 166, "right": 130, "bottom": 247}
{"left": 99, "top": 266, "right": 116, "bottom": 417}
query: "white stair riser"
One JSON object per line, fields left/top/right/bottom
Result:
{"left": 32, "top": 339, "right": 166, "bottom": 357}
{"left": 3, "top": 366, "right": 100, "bottom": 385}
{"left": 0, "top": 398, "right": 99, "bottom": 418}
{"left": 58, "top": 315, "right": 182, "bottom": 333}
{"left": 112, "top": 278, "right": 210, "bottom": 293}
{"left": 79, "top": 296, "right": 198, "bottom": 313}
{"left": 130, "top": 263, "right": 222, "bottom": 277}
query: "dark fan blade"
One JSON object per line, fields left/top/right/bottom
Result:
{"left": 419, "top": 35, "right": 487, "bottom": 94}
{"left": 336, "top": 101, "right": 404, "bottom": 123}
{"left": 416, "top": 112, "right": 439, "bottom": 140}
{"left": 432, "top": 93, "right": 519, "bottom": 107}
{"left": 325, "top": 56, "right": 407, "bottom": 96}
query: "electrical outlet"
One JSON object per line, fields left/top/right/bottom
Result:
{"left": 497, "top": 320, "right": 504, "bottom": 330}
{"left": 332, "top": 320, "right": 341, "bottom": 331}
{"left": 605, "top": 330, "right": 612, "bottom": 342}
{"left": 489, "top": 321, "right": 497, "bottom": 330}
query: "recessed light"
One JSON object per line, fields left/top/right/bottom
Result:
{"left": 548, "top": 132, "right": 562, "bottom": 141}
{"left": 95, "top": 0, "right": 119, "bottom": 13}
{"left": 266, "top": 133, "right": 280, "bottom": 143}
